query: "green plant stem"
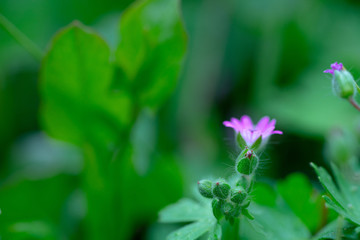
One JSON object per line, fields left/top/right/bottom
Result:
{"left": 348, "top": 97, "right": 360, "bottom": 112}
{"left": 232, "top": 218, "right": 240, "bottom": 240}
{"left": 0, "top": 13, "right": 43, "bottom": 61}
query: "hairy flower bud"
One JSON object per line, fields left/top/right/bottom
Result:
{"left": 197, "top": 180, "right": 213, "bottom": 199}
{"left": 212, "top": 179, "right": 231, "bottom": 199}
{"left": 324, "top": 62, "right": 357, "bottom": 99}
{"left": 230, "top": 187, "right": 247, "bottom": 204}
{"left": 236, "top": 150, "right": 259, "bottom": 175}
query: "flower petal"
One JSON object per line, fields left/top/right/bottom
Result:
{"left": 240, "top": 115, "right": 253, "bottom": 129}
{"left": 272, "top": 130, "right": 283, "bottom": 135}
{"left": 256, "top": 116, "right": 269, "bottom": 131}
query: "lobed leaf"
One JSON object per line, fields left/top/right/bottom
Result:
{"left": 159, "top": 198, "right": 209, "bottom": 223}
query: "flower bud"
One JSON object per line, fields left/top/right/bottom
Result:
{"left": 230, "top": 187, "right": 247, "bottom": 204}
{"left": 212, "top": 179, "right": 231, "bottom": 199}
{"left": 236, "top": 150, "right": 259, "bottom": 175}
{"left": 211, "top": 199, "right": 223, "bottom": 220}
{"left": 221, "top": 202, "right": 235, "bottom": 216}
{"left": 197, "top": 180, "right": 213, "bottom": 199}
{"left": 332, "top": 70, "right": 356, "bottom": 99}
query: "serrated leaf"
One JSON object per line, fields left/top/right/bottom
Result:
{"left": 116, "top": 0, "right": 187, "bottom": 109}
{"left": 246, "top": 203, "right": 311, "bottom": 240}
{"left": 159, "top": 197, "right": 217, "bottom": 240}
{"left": 159, "top": 198, "right": 209, "bottom": 223}
{"left": 313, "top": 218, "right": 360, "bottom": 240}
{"left": 311, "top": 163, "right": 360, "bottom": 226}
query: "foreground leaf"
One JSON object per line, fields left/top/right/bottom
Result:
{"left": 159, "top": 198, "right": 217, "bottom": 240}
{"left": 311, "top": 163, "right": 360, "bottom": 226}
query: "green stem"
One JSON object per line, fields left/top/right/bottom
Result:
{"left": 0, "top": 13, "right": 43, "bottom": 61}
{"left": 232, "top": 218, "right": 240, "bottom": 240}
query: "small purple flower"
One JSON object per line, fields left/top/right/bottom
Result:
{"left": 223, "top": 115, "right": 282, "bottom": 147}
{"left": 324, "top": 62, "right": 344, "bottom": 75}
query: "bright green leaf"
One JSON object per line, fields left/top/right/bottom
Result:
{"left": 167, "top": 218, "right": 215, "bottom": 240}
{"left": 41, "top": 22, "right": 132, "bottom": 148}
{"left": 159, "top": 198, "right": 209, "bottom": 223}
{"left": 277, "top": 173, "right": 324, "bottom": 232}
{"left": 116, "top": 0, "right": 187, "bottom": 108}
{"left": 311, "top": 163, "right": 360, "bottom": 226}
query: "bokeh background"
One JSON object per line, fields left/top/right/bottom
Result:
{"left": 1, "top": 0, "right": 360, "bottom": 239}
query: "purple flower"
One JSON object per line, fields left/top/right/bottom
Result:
{"left": 324, "top": 62, "right": 344, "bottom": 74}
{"left": 223, "top": 115, "right": 282, "bottom": 147}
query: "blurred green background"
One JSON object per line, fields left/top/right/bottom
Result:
{"left": 1, "top": 0, "right": 360, "bottom": 239}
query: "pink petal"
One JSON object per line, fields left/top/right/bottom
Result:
{"left": 262, "top": 126, "right": 275, "bottom": 138}
{"left": 272, "top": 130, "right": 283, "bottom": 134}
{"left": 223, "top": 121, "right": 235, "bottom": 128}
{"left": 266, "top": 119, "right": 276, "bottom": 130}
{"left": 323, "top": 69, "right": 334, "bottom": 74}
{"left": 256, "top": 116, "right": 269, "bottom": 131}
{"left": 241, "top": 130, "right": 253, "bottom": 146}
{"left": 240, "top": 115, "right": 253, "bottom": 129}
{"left": 231, "top": 117, "right": 243, "bottom": 129}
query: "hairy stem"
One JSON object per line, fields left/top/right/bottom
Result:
{"left": 348, "top": 97, "right": 360, "bottom": 112}
{"left": 0, "top": 14, "right": 43, "bottom": 61}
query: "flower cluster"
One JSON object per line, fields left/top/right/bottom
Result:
{"left": 198, "top": 115, "right": 282, "bottom": 223}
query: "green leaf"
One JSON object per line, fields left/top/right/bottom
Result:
{"left": 41, "top": 21, "right": 132, "bottom": 148}
{"left": 167, "top": 219, "right": 215, "bottom": 240}
{"left": 208, "top": 223, "right": 222, "bottom": 240}
{"left": 313, "top": 218, "right": 360, "bottom": 240}
{"left": 244, "top": 203, "right": 311, "bottom": 240}
{"left": 159, "top": 198, "right": 217, "bottom": 240}
{"left": 159, "top": 198, "right": 209, "bottom": 223}
{"left": 116, "top": 0, "right": 187, "bottom": 108}
{"left": 277, "top": 173, "right": 324, "bottom": 233}
{"left": 311, "top": 163, "right": 360, "bottom": 226}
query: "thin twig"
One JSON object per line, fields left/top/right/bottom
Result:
{"left": 0, "top": 13, "right": 43, "bottom": 61}
{"left": 348, "top": 97, "right": 360, "bottom": 112}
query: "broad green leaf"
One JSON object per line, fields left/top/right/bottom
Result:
{"left": 159, "top": 197, "right": 217, "bottom": 240}
{"left": 277, "top": 173, "right": 324, "bottom": 232}
{"left": 167, "top": 219, "right": 216, "bottom": 240}
{"left": 116, "top": 0, "right": 187, "bottom": 108}
{"left": 41, "top": 22, "right": 132, "bottom": 148}
{"left": 311, "top": 163, "right": 360, "bottom": 226}
{"left": 245, "top": 203, "right": 311, "bottom": 240}
{"left": 159, "top": 198, "right": 209, "bottom": 223}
